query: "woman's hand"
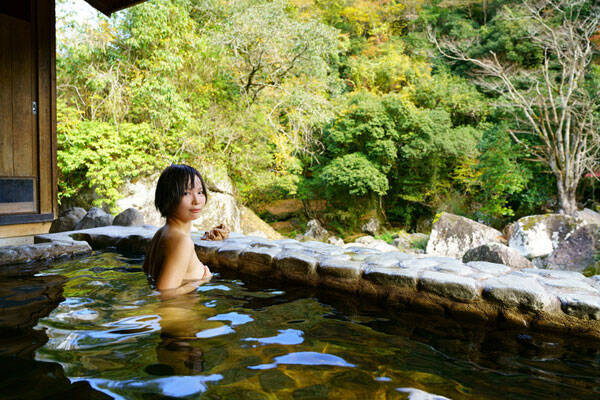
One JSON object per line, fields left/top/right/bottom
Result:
{"left": 202, "top": 263, "right": 212, "bottom": 280}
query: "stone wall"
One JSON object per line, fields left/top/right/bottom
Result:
{"left": 29, "top": 225, "right": 600, "bottom": 339}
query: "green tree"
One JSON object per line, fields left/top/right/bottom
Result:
{"left": 432, "top": 0, "right": 600, "bottom": 215}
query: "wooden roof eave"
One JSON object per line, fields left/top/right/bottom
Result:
{"left": 83, "top": 0, "right": 148, "bottom": 16}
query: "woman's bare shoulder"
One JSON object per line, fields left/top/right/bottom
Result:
{"left": 162, "top": 227, "right": 193, "bottom": 251}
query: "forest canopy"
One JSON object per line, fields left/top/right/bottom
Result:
{"left": 56, "top": 0, "right": 600, "bottom": 233}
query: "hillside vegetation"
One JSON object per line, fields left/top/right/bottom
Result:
{"left": 57, "top": 0, "right": 600, "bottom": 235}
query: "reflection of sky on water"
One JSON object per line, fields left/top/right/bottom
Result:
{"left": 248, "top": 351, "right": 355, "bottom": 370}
{"left": 204, "top": 300, "right": 217, "bottom": 307}
{"left": 42, "top": 315, "right": 161, "bottom": 350}
{"left": 244, "top": 329, "right": 303, "bottom": 346}
{"left": 195, "top": 325, "right": 235, "bottom": 338}
{"left": 207, "top": 312, "right": 253, "bottom": 326}
{"left": 396, "top": 387, "right": 451, "bottom": 400}
{"left": 74, "top": 374, "right": 223, "bottom": 399}
{"left": 196, "top": 284, "right": 230, "bottom": 292}
{"left": 61, "top": 297, "right": 94, "bottom": 307}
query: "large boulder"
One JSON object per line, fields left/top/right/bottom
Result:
{"left": 115, "top": 174, "right": 162, "bottom": 226}
{"left": 240, "top": 205, "right": 283, "bottom": 240}
{"left": 327, "top": 236, "right": 344, "bottom": 246}
{"left": 537, "top": 224, "right": 600, "bottom": 272}
{"left": 113, "top": 208, "right": 145, "bottom": 226}
{"left": 462, "top": 242, "right": 533, "bottom": 270}
{"left": 74, "top": 207, "right": 114, "bottom": 230}
{"left": 261, "top": 199, "right": 303, "bottom": 220}
{"left": 392, "top": 232, "right": 429, "bottom": 251}
{"left": 50, "top": 207, "right": 86, "bottom": 233}
{"left": 115, "top": 171, "right": 280, "bottom": 238}
{"left": 508, "top": 214, "right": 585, "bottom": 259}
{"left": 191, "top": 192, "right": 242, "bottom": 232}
{"left": 576, "top": 208, "right": 600, "bottom": 227}
{"left": 352, "top": 235, "right": 398, "bottom": 252}
{"left": 297, "top": 219, "right": 329, "bottom": 242}
{"left": 426, "top": 212, "right": 503, "bottom": 259}
{"left": 361, "top": 217, "right": 380, "bottom": 236}
{"left": 198, "top": 163, "right": 235, "bottom": 195}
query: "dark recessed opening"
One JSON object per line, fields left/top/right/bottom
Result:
{"left": 0, "top": 3, "right": 31, "bottom": 21}
{"left": 0, "top": 179, "right": 35, "bottom": 203}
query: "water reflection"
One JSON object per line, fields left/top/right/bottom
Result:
{"left": 244, "top": 328, "right": 304, "bottom": 346}
{"left": 0, "top": 261, "right": 109, "bottom": 399}
{"left": 248, "top": 351, "right": 356, "bottom": 370}
{"left": 208, "top": 311, "right": 253, "bottom": 326}
{"left": 4, "top": 252, "right": 600, "bottom": 399}
{"left": 75, "top": 374, "right": 223, "bottom": 399}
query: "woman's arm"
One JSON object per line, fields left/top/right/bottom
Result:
{"left": 158, "top": 280, "right": 203, "bottom": 300}
{"left": 156, "top": 235, "right": 193, "bottom": 291}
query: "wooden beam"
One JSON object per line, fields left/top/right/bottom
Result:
{"left": 83, "top": 0, "right": 147, "bottom": 16}
{"left": 50, "top": 0, "right": 57, "bottom": 216}
{"left": 36, "top": 0, "right": 53, "bottom": 215}
{"left": 0, "top": 221, "right": 51, "bottom": 238}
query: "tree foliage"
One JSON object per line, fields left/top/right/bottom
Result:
{"left": 55, "top": 0, "right": 596, "bottom": 232}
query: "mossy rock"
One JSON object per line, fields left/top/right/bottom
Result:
{"left": 508, "top": 214, "right": 586, "bottom": 259}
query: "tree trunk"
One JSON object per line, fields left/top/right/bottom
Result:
{"left": 556, "top": 174, "right": 578, "bottom": 216}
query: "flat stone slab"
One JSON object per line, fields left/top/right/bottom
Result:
{"left": 18, "top": 225, "right": 600, "bottom": 338}
{"left": 483, "top": 275, "right": 554, "bottom": 312}
{"left": 419, "top": 271, "right": 480, "bottom": 302}
{"left": 558, "top": 293, "right": 600, "bottom": 319}
{"left": 216, "top": 243, "right": 250, "bottom": 269}
{"left": 364, "top": 252, "right": 413, "bottom": 268}
{"left": 467, "top": 261, "right": 511, "bottom": 276}
{"left": 363, "top": 266, "right": 419, "bottom": 289}
{"left": 238, "top": 247, "right": 282, "bottom": 274}
{"left": 274, "top": 250, "right": 319, "bottom": 281}
{"left": 0, "top": 240, "right": 91, "bottom": 267}
{"left": 317, "top": 257, "right": 364, "bottom": 280}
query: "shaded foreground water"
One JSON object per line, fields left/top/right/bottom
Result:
{"left": 1, "top": 252, "right": 600, "bottom": 399}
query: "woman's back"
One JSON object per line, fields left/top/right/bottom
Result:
{"left": 143, "top": 227, "right": 167, "bottom": 282}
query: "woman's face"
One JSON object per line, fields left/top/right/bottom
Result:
{"left": 171, "top": 175, "right": 206, "bottom": 222}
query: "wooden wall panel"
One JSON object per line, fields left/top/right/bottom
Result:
{"left": 0, "top": 0, "right": 57, "bottom": 237}
{"left": 11, "top": 18, "right": 35, "bottom": 177}
{"left": 0, "top": 16, "right": 14, "bottom": 176}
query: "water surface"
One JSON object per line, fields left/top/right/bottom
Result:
{"left": 3, "top": 252, "right": 600, "bottom": 399}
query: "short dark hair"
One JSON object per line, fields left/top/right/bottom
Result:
{"left": 154, "top": 164, "right": 208, "bottom": 218}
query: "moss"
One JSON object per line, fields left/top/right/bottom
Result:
{"left": 520, "top": 214, "right": 545, "bottom": 231}
{"left": 519, "top": 214, "right": 581, "bottom": 233}
{"left": 432, "top": 212, "right": 444, "bottom": 227}
{"left": 583, "top": 252, "right": 600, "bottom": 277}
{"left": 374, "top": 232, "right": 394, "bottom": 244}
{"left": 410, "top": 236, "right": 429, "bottom": 250}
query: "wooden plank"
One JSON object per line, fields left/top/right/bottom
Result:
{"left": 11, "top": 17, "right": 34, "bottom": 177}
{"left": 37, "top": 0, "right": 53, "bottom": 214}
{"left": 0, "top": 222, "right": 51, "bottom": 238}
{"left": 0, "top": 202, "right": 36, "bottom": 214}
{"left": 0, "top": 15, "right": 14, "bottom": 176}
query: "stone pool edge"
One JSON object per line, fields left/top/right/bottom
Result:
{"left": 22, "top": 225, "right": 600, "bottom": 339}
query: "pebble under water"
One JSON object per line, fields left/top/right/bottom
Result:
{"left": 3, "top": 252, "right": 600, "bottom": 399}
